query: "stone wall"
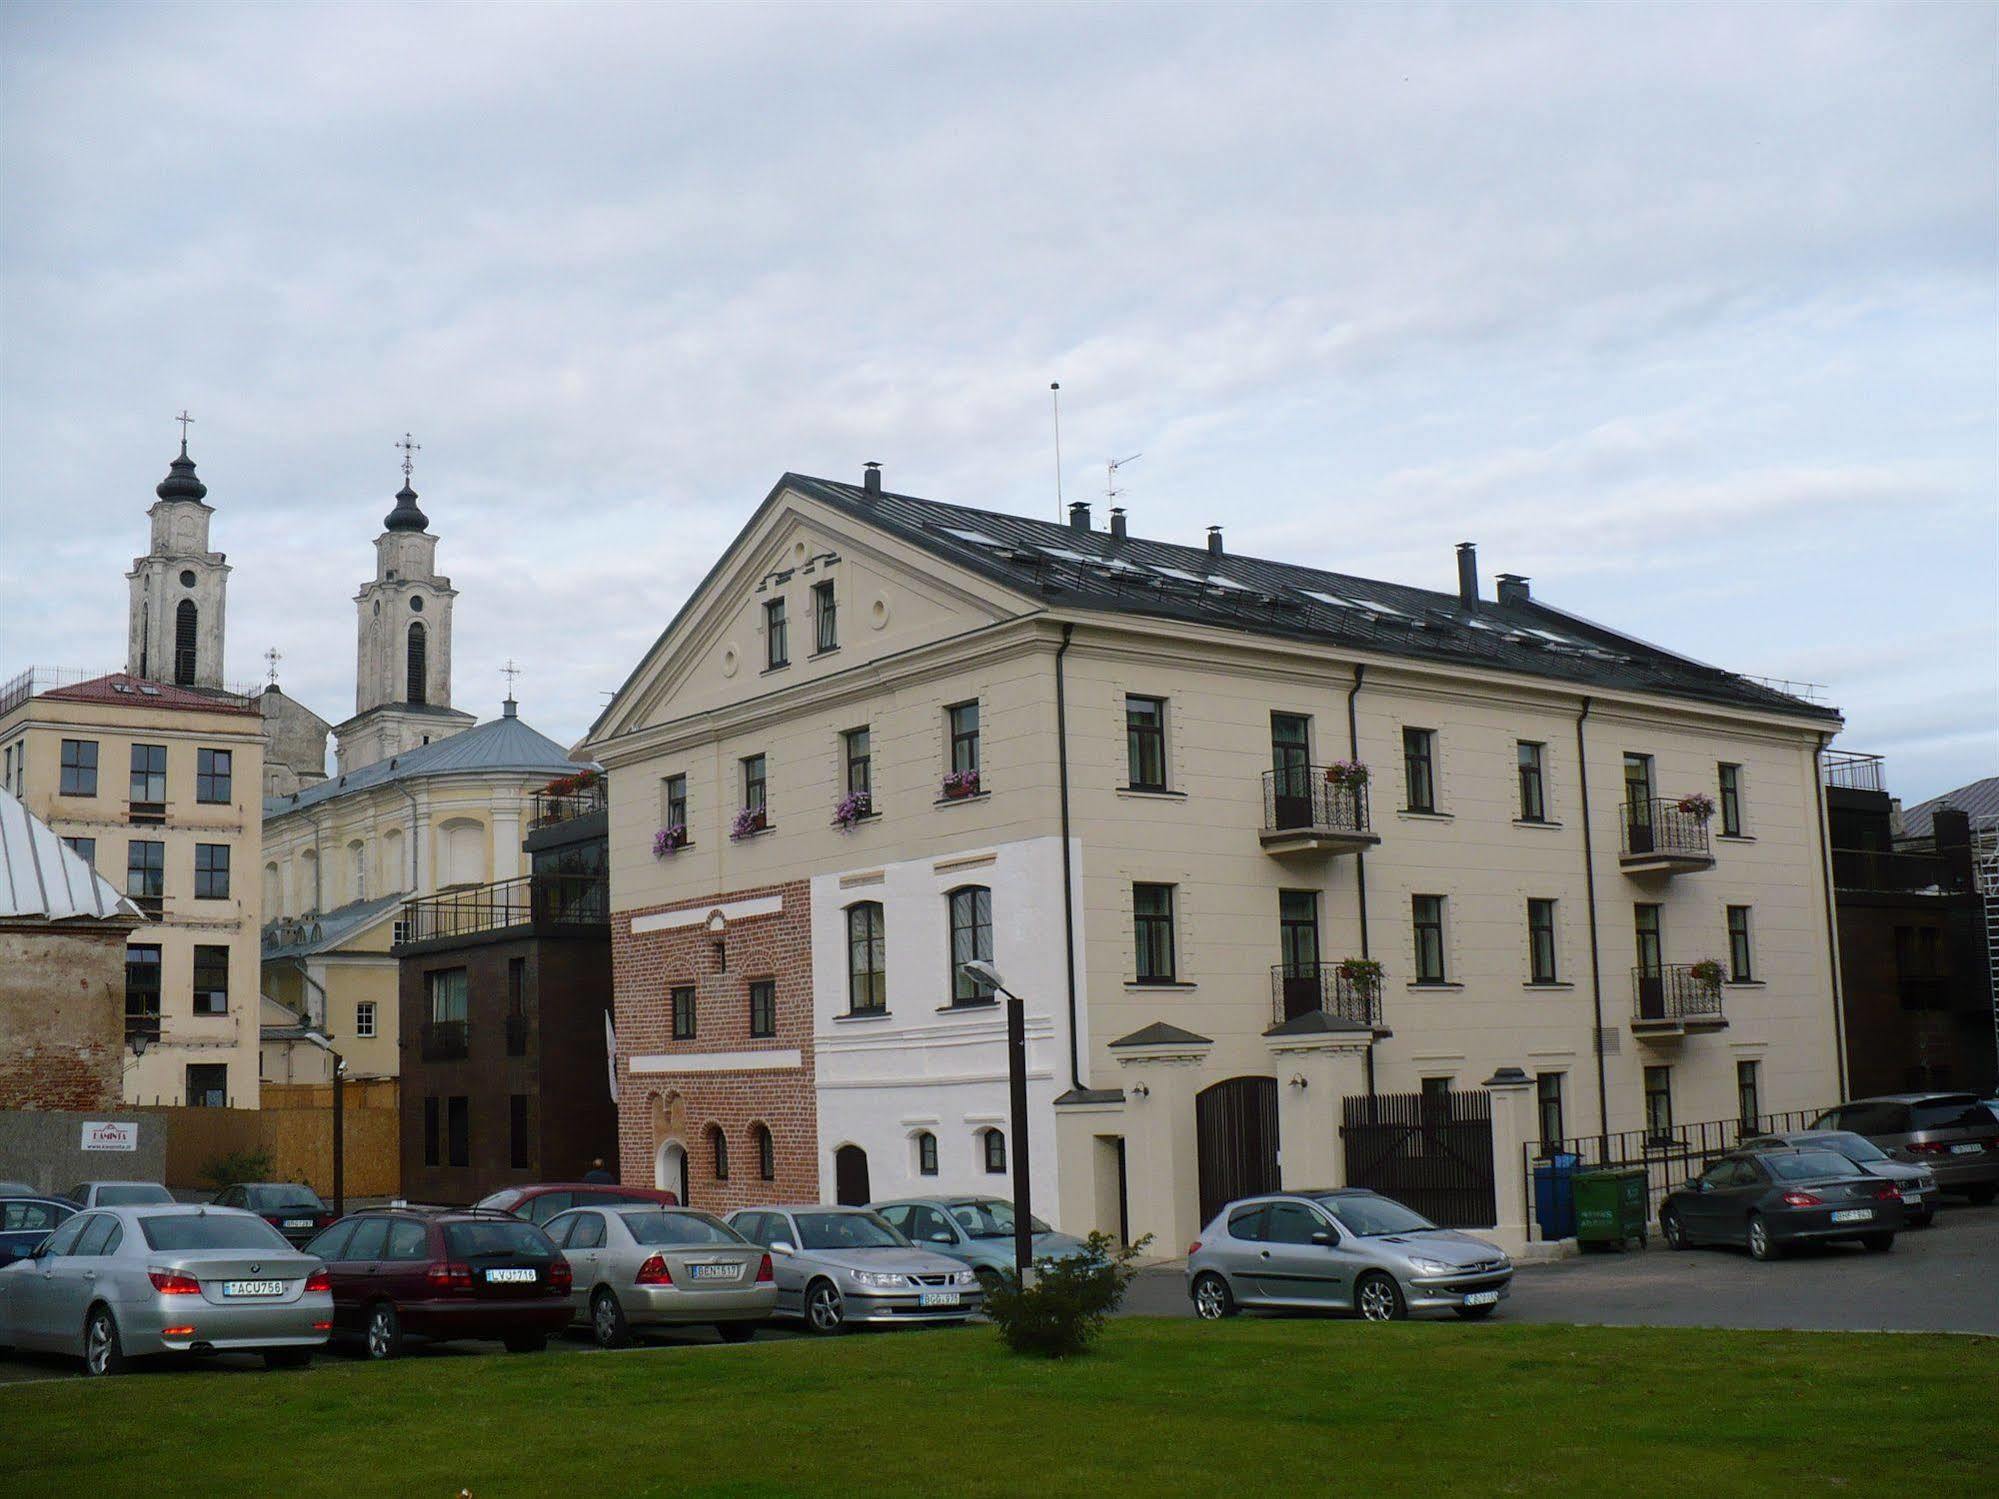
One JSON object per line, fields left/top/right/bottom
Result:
{"left": 0, "top": 925, "right": 126, "bottom": 1113}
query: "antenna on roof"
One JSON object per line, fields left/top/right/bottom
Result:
{"left": 1050, "top": 382, "right": 1064, "bottom": 524}
{"left": 1106, "top": 452, "right": 1142, "bottom": 503}
{"left": 263, "top": 647, "right": 282, "bottom": 686}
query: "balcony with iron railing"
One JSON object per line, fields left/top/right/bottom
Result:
{"left": 1619, "top": 798, "right": 1715, "bottom": 876}
{"left": 1268, "top": 962, "right": 1386, "bottom": 1032}
{"left": 1631, "top": 964, "right": 1728, "bottom": 1036}
{"left": 0, "top": 665, "right": 259, "bottom": 719}
{"left": 419, "top": 1019, "right": 470, "bottom": 1061}
{"left": 1822, "top": 751, "right": 1887, "bottom": 793}
{"left": 395, "top": 873, "right": 608, "bottom": 947}
{"left": 529, "top": 780, "right": 607, "bottom": 830}
{"left": 1831, "top": 847, "right": 1964, "bottom": 894}
{"left": 1259, "top": 768, "right": 1381, "bottom": 857}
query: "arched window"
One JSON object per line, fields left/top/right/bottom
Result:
{"left": 348, "top": 840, "right": 367, "bottom": 903}
{"left": 173, "top": 599, "right": 198, "bottom": 685}
{"left": 438, "top": 818, "right": 483, "bottom": 887}
{"left": 916, "top": 1131, "right": 938, "bottom": 1177}
{"left": 382, "top": 828, "right": 405, "bottom": 894}
{"left": 263, "top": 862, "right": 281, "bottom": 915}
{"left": 299, "top": 848, "right": 319, "bottom": 914}
{"left": 948, "top": 886, "right": 993, "bottom": 1005}
{"left": 406, "top": 621, "right": 428, "bottom": 704}
{"left": 846, "top": 902, "right": 885, "bottom": 1014}
{"left": 982, "top": 1128, "right": 1007, "bottom": 1175}
{"left": 709, "top": 1124, "right": 729, "bottom": 1181}
{"left": 753, "top": 1122, "right": 774, "bottom": 1182}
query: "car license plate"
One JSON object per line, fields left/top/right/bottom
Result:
{"left": 1949, "top": 1143, "right": 1981, "bottom": 1154}
{"left": 1463, "top": 1290, "right": 1501, "bottom": 1307}
{"left": 284, "top": 1218, "right": 315, "bottom": 1229}
{"left": 689, "top": 1263, "right": 735, "bottom": 1281}
{"left": 223, "top": 1280, "right": 284, "bottom": 1297}
{"left": 1830, "top": 1208, "right": 1872, "bottom": 1224}
{"left": 485, "top": 1267, "right": 537, "bottom": 1284}
{"left": 1900, "top": 1191, "right": 1922, "bottom": 1205}
{"left": 918, "top": 1292, "right": 960, "bottom": 1308}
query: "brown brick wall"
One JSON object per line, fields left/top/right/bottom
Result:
{"left": 612, "top": 879, "right": 819, "bottom": 1213}
{"left": 0, "top": 925, "right": 126, "bottom": 1112}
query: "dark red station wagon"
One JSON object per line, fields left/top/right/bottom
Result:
{"left": 304, "top": 1208, "right": 573, "bottom": 1359}
{"left": 473, "top": 1183, "right": 678, "bottom": 1227}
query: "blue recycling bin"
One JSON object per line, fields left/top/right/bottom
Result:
{"left": 1534, "top": 1152, "right": 1580, "bottom": 1240}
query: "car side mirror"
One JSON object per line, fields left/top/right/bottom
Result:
{"left": 1310, "top": 1230, "right": 1337, "bottom": 1247}
{"left": 1695, "top": 1179, "right": 1712, "bottom": 1194}
{"left": 930, "top": 1231, "right": 954, "bottom": 1244}
{"left": 769, "top": 1240, "right": 795, "bottom": 1256}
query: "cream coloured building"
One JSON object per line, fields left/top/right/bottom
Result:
{"left": 586, "top": 468, "right": 1847, "bottom": 1251}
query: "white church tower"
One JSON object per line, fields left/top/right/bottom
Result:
{"left": 332, "top": 436, "right": 474, "bottom": 774}
{"left": 127, "top": 419, "right": 229, "bottom": 689}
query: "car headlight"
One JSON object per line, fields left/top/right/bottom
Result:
{"left": 850, "top": 1270, "right": 907, "bottom": 1289}
{"left": 1408, "top": 1256, "right": 1455, "bottom": 1275}
{"left": 955, "top": 1269, "right": 978, "bottom": 1287}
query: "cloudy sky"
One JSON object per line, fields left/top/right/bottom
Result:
{"left": 3, "top": 2, "right": 1993, "bottom": 799}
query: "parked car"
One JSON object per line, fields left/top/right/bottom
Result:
{"left": 63, "top": 1181, "right": 175, "bottom": 1209}
{"left": 726, "top": 1204, "right": 982, "bottom": 1334}
{"left": 1742, "top": 1130, "right": 1939, "bottom": 1226}
{"left": 870, "top": 1196, "right": 1089, "bottom": 1288}
{"left": 0, "top": 1197, "right": 76, "bottom": 1267}
{"left": 544, "top": 1205, "right": 775, "bottom": 1348}
{"left": 303, "top": 1208, "right": 572, "bottom": 1359}
{"left": 1808, "top": 1094, "right": 1999, "bottom": 1204}
{"left": 1660, "top": 1147, "right": 1906, "bottom": 1260}
{"left": 473, "top": 1183, "right": 679, "bottom": 1227}
{"left": 1187, "top": 1188, "right": 1513, "bottom": 1323}
{"left": 0, "top": 1205, "right": 331, "bottom": 1375}
{"left": 210, "top": 1182, "right": 335, "bottom": 1246}
{"left": 0, "top": 1182, "right": 35, "bottom": 1197}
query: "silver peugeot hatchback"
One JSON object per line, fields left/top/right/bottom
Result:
{"left": 1187, "top": 1189, "right": 1513, "bottom": 1322}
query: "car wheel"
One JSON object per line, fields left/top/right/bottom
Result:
{"left": 364, "top": 1301, "right": 403, "bottom": 1361}
{"left": 263, "top": 1347, "right": 312, "bottom": 1370}
{"left": 803, "top": 1278, "right": 846, "bottom": 1336}
{"left": 1355, "top": 1272, "right": 1407, "bottom": 1323}
{"left": 1660, "top": 1208, "right": 1689, "bottom": 1251}
{"left": 1964, "top": 1185, "right": 1996, "bottom": 1207}
{"left": 1862, "top": 1233, "right": 1895, "bottom": 1253}
{"left": 1454, "top": 1305, "right": 1497, "bottom": 1321}
{"left": 1191, "top": 1272, "right": 1236, "bottom": 1321}
{"left": 716, "top": 1322, "right": 755, "bottom": 1344}
{"left": 591, "top": 1288, "right": 632, "bottom": 1350}
{"left": 503, "top": 1331, "right": 547, "bottom": 1354}
{"left": 1747, "top": 1214, "right": 1781, "bottom": 1262}
{"left": 82, "top": 1306, "right": 126, "bottom": 1377}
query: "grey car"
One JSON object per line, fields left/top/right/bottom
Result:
{"left": 545, "top": 1204, "right": 777, "bottom": 1347}
{"left": 1809, "top": 1094, "right": 1999, "bottom": 1203}
{"left": 64, "top": 1181, "right": 175, "bottom": 1209}
{"left": 727, "top": 1204, "right": 981, "bottom": 1334}
{"left": 1744, "top": 1130, "right": 1939, "bottom": 1226}
{"left": 1187, "top": 1189, "right": 1513, "bottom": 1323}
{"left": 871, "top": 1196, "right": 1089, "bottom": 1288}
{"left": 0, "top": 1204, "right": 332, "bottom": 1374}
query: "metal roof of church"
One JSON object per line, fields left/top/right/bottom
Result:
{"left": 0, "top": 789, "right": 143, "bottom": 924}
{"left": 264, "top": 709, "right": 582, "bottom": 818}
{"left": 1899, "top": 776, "right": 1999, "bottom": 842}
{"left": 261, "top": 891, "right": 406, "bottom": 958}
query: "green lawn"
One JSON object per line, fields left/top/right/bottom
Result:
{"left": 4, "top": 1320, "right": 1993, "bottom": 1496}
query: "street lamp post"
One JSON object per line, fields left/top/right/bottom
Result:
{"left": 960, "top": 959, "right": 1032, "bottom": 1279}
{"left": 303, "top": 1031, "right": 347, "bottom": 1218}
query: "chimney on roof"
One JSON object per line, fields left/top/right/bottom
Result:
{"left": 1496, "top": 573, "right": 1531, "bottom": 606}
{"left": 1456, "top": 542, "right": 1479, "bottom": 608}
{"left": 1206, "top": 525, "right": 1223, "bottom": 557}
{"left": 1109, "top": 507, "right": 1127, "bottom": 541}
{"left": 1068, "top": 500, "right": 1091, "bottom": 532}
{"left": 862, "top": 462, "right": 882, "bottom": 497}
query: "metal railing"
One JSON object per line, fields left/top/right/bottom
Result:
{"left": 397, "top": 874, "right": 607, "bottom": 945}
{"left": 1631, "top": 964, "right": 1725, "bottom": 1025}
{"left": 1831, "top": 847, "right": 1963, "bottom": 893}
{"left": 1737, "top": 673, "right": 1828, "bottom": 703}
{"left": 1261, "top": 767, "right": 1371, "bottom": 836}
{"left": 419, "top": 1020, "right": 469, "bottom": 1061}
{"left": 0, "top": 665, "right": 257, "bottom": 717}
{"left": 1269, "top": 963, "right": 1383, "bottom": 1029}
{"left": 1822, "top": 751, "right": 1887, "bottom": 792}
{"left": 1621, "top": 798, "right": 1712, "bottom": 861}
{"left": 529, "top": 782, "right": 606, "bottom": 829}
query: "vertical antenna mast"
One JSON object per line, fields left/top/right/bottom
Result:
{"left": 1050, "top": 382, "right": 1064, "bottom": 522}
{"left": 1106, "top": 452, "right": 1142, "bottom": 502}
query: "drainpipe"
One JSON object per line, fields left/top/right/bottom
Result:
{"left": 1346, "top": 665, "right": 1375, "bottom": 1100}
{"left": 1575, "top": 697, "right": 1610, "bottom": 1149}
{"left": 1054, "top": 623, "right": 1083, "bottom": 1091}
{"left": 1813, "top": 731, "right": 1849, "bottom": 1096}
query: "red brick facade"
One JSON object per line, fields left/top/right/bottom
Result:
{"left": 611, "top": 879, "right": 819, "bottom": 1213}
{"left": 0, "top": 927, "right": 126, "bottom": 1112}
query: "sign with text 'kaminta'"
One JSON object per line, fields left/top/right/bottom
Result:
{"left": 80, "top": 1120, "right": 138, "bottom": 1151}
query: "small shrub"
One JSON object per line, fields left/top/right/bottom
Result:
{"left": 984, "top": 1231, "right": 1152, "bottom": 1358}
{"left": 199, "top": 1147, "right": 273, "bottom": 1190}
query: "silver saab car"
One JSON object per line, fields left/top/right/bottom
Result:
{"left": 0, "top": 1204, "right": 332, "bottom": 1374}
{"left": 1187, "top": 1189, "right": 1513, "bottom": 1323}
{"left": 545, "top": 1204, "right": 777, "bottom": 1347}
{"left": 871, "top": 1196, "right": 1090, "bottom": 1289}
{"left": 727, "top": 1204, "right": 981, "bottom": 1334}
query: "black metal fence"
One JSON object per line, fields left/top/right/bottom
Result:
{"left": 1621, "top": 798, "right": 1712, "bottom": 860}
{"left": 397, "top": 874, "right": 607, "bottom": 945}
{"left": 1632, "top": 964, "right": 1725, "bottom": 1024}
{"left": 1341, "top": 1090, "right": 1496, "bottom": 1229}
{"left": 529, "top": 782, "right": 607, "bottom": 830}
{"left": 1831, "top": 847, "right": 1963, "bottom": 894}
{"left": 1261, "top": 767, "right": 1370, "bottom": 836}
{"left": 1270, "top": 963, "right": 1382, "bottom": 1029}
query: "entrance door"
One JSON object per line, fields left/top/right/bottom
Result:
{"left": 655, "top": 1141, "right": 689, "bottom": 1204}
{"left": 1270, "top": 714, "right": 1312, "bottom": 829}
{"left": 1624, "top": 753, "right": 1656, "bottom": 852}
{"left": 1634, "top": 905, "right": 1664, "bottom": 1018}
{"left": 834, "top": 1144, "right": 871, "bottom": 1206}
{"left": 1278, "top": 890, "right": 1321, "bottom": 1020}
{"left": 1195, "top": 1077, "right": 1280, "bottom": 1227}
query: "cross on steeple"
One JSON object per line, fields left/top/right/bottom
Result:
{"left": 264, "top": 646, "right": 283, "bottom": 686}
{"left": 501, "top": 659, "right": 522, "bottom": 694}
{"left": 396, "top": 432, "right": 421, "bottom": 483}
{"left": 175, "top": 409, "right": 195, "bottom": 455}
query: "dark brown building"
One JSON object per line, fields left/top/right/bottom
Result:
{"left": 1827, "top": 754, "right": 1995, "bottom": 1098}
{"left": 394, "top": 779, "right": 614, "bottom": 1203}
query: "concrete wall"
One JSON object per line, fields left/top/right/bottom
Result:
{"left": 0, "top": 1110, "right": 166, "bottom": 1194}
{"left": 0, "top": 924, "right": 127, "bottom": 1111}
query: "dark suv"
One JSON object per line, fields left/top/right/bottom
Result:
{"left": 1809, "top": 1094, "right": 1999, "bottom": 1204}
{"left": 304, "top": 1209, "right": 573, "bottom": 1359}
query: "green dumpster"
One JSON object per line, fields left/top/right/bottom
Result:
{"left": 1574, "top": 1167, "right": 1648, "bottom": 1251}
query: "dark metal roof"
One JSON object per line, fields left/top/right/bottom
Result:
{"left": 384, "top": 482, "right": 429, "bottom": 533}
{"left": 155, "top": 442, "right": 208, "bottom": 504}
{"left": 782, "top": 473, "right": 1840, "bottom": 722}
{"left": 1899, "top": 777, "right": 1999, "bottom": 842}
{"left": 1054, "top": 1087, "right": 1127, "bottom": 1105}
{"left": 1108, "top": 1021, "right": 1213, "bottom": 1049}
{"left": 264, "top": 712, "right": 580, "bottom": 818}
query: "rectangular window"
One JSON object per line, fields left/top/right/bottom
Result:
{"left": 1412, "top": 895, "right": 1446, "bottom": 983}
{"left": 355, "top": 1000, "right": 377, "bottom": 1039}
{"left": 949, "top": 886, "right": 995, "bottom": 1003}
{"left": 1536, "top": 1073, "right": 1565, "bottom": 1147}
{"left": 124, "top": 943, "right": 162, "bottom": 1041}
{"left": 1517, "top": 741, "right": 1546, "bottom": 821}
{"left": 196, "top": 748, "right": 232, "bottom": 804}
{"left": 1527, "top": 899, "right": 1558, "bottom": 984}
{"left": 1402, "top": 727, "right": 1436, "bottom": 812}
{"left": 446, "top": 1096, "right": 470, "bottom": 1168}
{"left": 1727, "top": 906, "right": 1753, "bottom": 982}
{"left": 663, "top": 774, "right": 687, "bottom": 834}
{"left": 193, "top": 843, "right": 231, "bottom": 900}
{"left": 1718, "top": 763, "right": 1743, "bottom": 836}
{"left": 947, "top": 701, "right": 981, "bottom": 776}
{"left": 1633, "top": 904, "right": 1662, "bottom": 976}
{"left": 749, "top": 979, "right": 777, "bottom": 1038}
{"left": 192, "top": 944, "right": 229, "bottom": 1014}
{"left": 126, "top": 840, "right": 165, "bottom": 900}
{"left": 1132, "top": 883, "right": 1176, "bottom": 982}
{"left": 671, "top": 984, "right": 697, "bottom": 1040}
{"left": 427, "top": 968, "right": 468, "bottom": 1023}
{"left": 61, "top": 835, "right": 96, "bottom": 869}
{"left": 1643, "top": 1065, "right": 1673, "bottom": 1140}
{"left": 1736, "top": 1059, "right": 1761, "bottom": 1131}
{"left": 185, "top": 1064, "right": 228, "bottom": 1109}
{"left": 843, "top": 727, "right": 872, "bottom": 800}
{"left": 509, "top": 1094, "right": 530, "bottom": 1170}
{"left": 506, "top": 958, "right": 527, "bottom": 1055}
{"left": 1278, "top": 889, "right": 1319, "bottom": 975}
{"left": 1125, "top": 696, "right": 1167, "bottom": 791}
{"left": 129, "top": 743, "right": 167, "bottom": 804}
{"left": 424, "top": 1097, "right": 440, "bottom": 1167}
{"left": 764, "top": 597, "right": 789, "bottom": 669}
{"left": 741, "top": 754, "right": 766, "bottom": 819}
{"left": 847, "top": 903, "right": 886, "bottom": 1013}
{"left": 60, "top": 738, "right": 99, "bottom": 797}
{"left": 813, "top": 580, "right": 837, "bottom": 654}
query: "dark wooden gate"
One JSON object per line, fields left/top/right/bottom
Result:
{"left": 1196, "top": 1076, "right": 1280, "bottom": 1226}
{"left": 1340, "top": 1090, "right": 1496, "bottom": 1228}
{"left": 834, "top": 1144, "right": 870, "bottom": 1206}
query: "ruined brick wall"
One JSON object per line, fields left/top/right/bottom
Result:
{"left": 0, "top": 925, "right": 125, "bottom": 1111}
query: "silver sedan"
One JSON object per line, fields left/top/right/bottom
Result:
{"left": 1187, "top": 1189, "right": 1513, "bottom": 1322}
{"left": 544, "top": 1205, "right": 777, "bottom": 1347}
{"left": 726, "top": 1204, "right": 981, "bottom": 1334}
{"left": 0, "top": 1204, "right": 332, "bottom": 1373}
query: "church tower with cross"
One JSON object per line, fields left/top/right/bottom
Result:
{"left": 333, "top": 435, "right": 474, "bottom": 774}
{"left": 127, "top": 414, "right": 231, "bottom": 689}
